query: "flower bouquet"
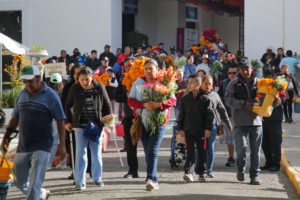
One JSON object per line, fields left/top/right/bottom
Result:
{"left": 252, "top": 75, "right": 287, "bottom": 117}
{"left": 140, "top": 67, "right": 177, "bottom": 135}
{"left": 165, "top": 56, "right": 177, "bottom": 68}
{"left": 103, "top": 114, "right": 114, "bottom": 128}
{"left": 210, "top": 60, "right": 223, "bottom": 79}
{"left": 94, "top": 72, "right": 111, "bottom": 86}
{"left": 122, "top": 58, "right": 148, "bottom": 91}
{"left": 200, "top": 29, "right": 221, "bottom": 49}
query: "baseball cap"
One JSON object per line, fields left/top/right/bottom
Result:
{"left": 102, "top": 57, "right": 109, "bottom": 61}
{"left": 170, "top": 46, "right": 175, "bottom": 50}
{"left": 239, "top": 57, "right": 250, "bottom": 68}
{"left": 104, "top": 44, "right": 111, "bottom": 48}
{"left": 19, "top": 65, "right": 40, "bottom": 80}
{"left": 50, "top": 73, "right": 62, "bottom": 84}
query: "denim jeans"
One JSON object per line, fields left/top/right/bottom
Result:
{"left": 74, "top": 129, "right": 103, "bottom": 186}
{"left": 206, "top": 123, "right": 218, "bottom": 173}
{"left": 14, "top": 150, "right": 50, "bottom": 200}
{"left": 48, "top": 132, "right": 66, "bottom": 168}
{"left": 234, "top": 126, "right": 263, "bottom": 179}
{"left": 141, "top": 125, "right": 166, "bottom": 182}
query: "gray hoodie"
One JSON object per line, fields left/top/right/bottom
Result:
{"left": 225, "top": 75, "right": 262, "bottom": 127}
{"left": 205, "top": 90, "right": 232, "bottom": 130}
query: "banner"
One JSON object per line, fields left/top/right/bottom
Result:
{"left": 44, "top": 62, "right": 66, "bottom": 78}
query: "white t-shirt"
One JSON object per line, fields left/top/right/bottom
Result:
{"left": 196, "top": 63, "right": 210, "bottom": 75}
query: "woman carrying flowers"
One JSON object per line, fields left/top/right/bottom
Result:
{"left": 128, "top": 59, "right": 176, "bottom": 191}
{"left": 280, "top": 64, "right": 300, "bottom": 123}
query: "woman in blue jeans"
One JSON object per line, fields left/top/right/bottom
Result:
{"left": 65, "top": 67, "right": 113, "bottom": 190}
{"left": 201, "top": 75, "right": 232, "bottom": 177}
{"left": 128, "top": 59, "right": 176, "bottom": 191}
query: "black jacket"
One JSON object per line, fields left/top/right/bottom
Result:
{"left": 65, "top": 81, "right": 112, "bottom": 128}
{"left": 114, "top": 84, "right": 133, "bottom": 119}
{"left": 99, "top": 52, "right": 116, "bottom": 67}
{"left": 85, "top": 58, "right": 101, "bottom": 71}
{"left": 263, "top": 102, "right": 283, "bottom": 123}
{"left": 177, "top": 90, "right": 214, "bottom": 135}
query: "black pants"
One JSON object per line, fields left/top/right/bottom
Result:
{"left": 184, "top": 131, "right": 206, "bottom": 174}
{"left": 262, "top": 121, "right": 282, "bottom": 167}
{"left": 123, "top": 117, "right": 138, "bottom": 174}
{"left": 283, "top": 90, "right": 294, "bottom": 120}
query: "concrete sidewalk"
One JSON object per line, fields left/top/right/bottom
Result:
{"left": 3, "top": 120, "right": 300, "bottom": 200}
{"left": 281, "top": 113, "right": 300, "bottom": 195}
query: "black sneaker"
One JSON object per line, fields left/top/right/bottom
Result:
{"left": 237, "top": 171, "right": 244, "bottom": 181}
{"left": 269, "top": 166, "right": 280, "bottom": 172}
{"left": 198, "top": 173, "right": 205, "bottom": 182}
{"left": 68, "top": 173, "right": 74, "bottom": 180}
{"left": 226, "top": 157, "right": 236, "bottom": 167}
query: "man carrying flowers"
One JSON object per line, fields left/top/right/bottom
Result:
{"left": 225, "top": 58, "right": 264, "bottom": 185}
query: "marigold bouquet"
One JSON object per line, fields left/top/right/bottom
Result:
{"left": 165, "top": 56, "right": 177, "bottom": 68}
{"left": 257, "top": 75, "right": 287, "bottom": 95}
{"left": 122, "top": 58, "right": 148, "bottom": 91}
{"left": 94, "top": 72, "right": 111, "bottom": 86}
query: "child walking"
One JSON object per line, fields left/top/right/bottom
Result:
{"left": 177, "top": 74, "right": 214, "bottom": 182}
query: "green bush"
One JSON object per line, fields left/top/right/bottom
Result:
{"left": 0, "top": 86, "right": 23, "bottom": 108}
{"left": 124, "top": 31, "right": 148, "bottom": 48}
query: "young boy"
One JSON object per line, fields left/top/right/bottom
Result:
{"left": 177, "top": 74, "right": 214, "bottom": 182}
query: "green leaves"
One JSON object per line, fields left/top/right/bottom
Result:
{"left": 251, "top": 59, "right": 263, "bottom": 70}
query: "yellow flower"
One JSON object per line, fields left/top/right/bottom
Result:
{"left": 4, "top": 69, "right": 7, "bottom": 72}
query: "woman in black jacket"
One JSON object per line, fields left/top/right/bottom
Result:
{"left": 61, "top": 64, "right": 83, "bottom": 179}
{"left": 115, "top": 84, "right": 139, "bottom": 178}
{"left": 65, "top": 67, "right": 112, "bottom": 190}
{"left": 281, "top": 64, "right": 300, "bottom": 123}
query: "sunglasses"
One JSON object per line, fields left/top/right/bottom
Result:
{"left": 228, "top": 72, "right": 237, "bottom": 75}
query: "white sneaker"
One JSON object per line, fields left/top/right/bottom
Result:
{"left": 183, "top": 174, "right": 194, "bottom": 182}
{"left": 176, "top": 153, "right": 183, "bottom": 162}
{"left": 40, "top": 188, "right": 50, "bottom": 200}
{"left": 55, "top": 164, "right": 67, "bottom": 170}
{"left": 145, "top": 179, "right": 159, "bottom": 191}
{"left": 46, "top": 167, "right": 52, "bottom": 171}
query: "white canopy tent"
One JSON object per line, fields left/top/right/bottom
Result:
{"left": 0, "top": 33, "right": 30, "bottom": 95}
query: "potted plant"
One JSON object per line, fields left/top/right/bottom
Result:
{"left": 0, "top": 54, "right": 31, "bottom": 125}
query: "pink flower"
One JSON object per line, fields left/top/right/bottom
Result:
{"left": 279, "top": 92, "right": 287, "bottom": 97}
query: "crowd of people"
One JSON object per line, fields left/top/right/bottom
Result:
{"left": 1, "top": 42, "right": 299, "bottom": 199}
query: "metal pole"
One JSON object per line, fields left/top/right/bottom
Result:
{"left": 110, "top": 127, "right": 124, "bottom": 167}
{"left": 282, "top": 0, "right": 285, "bottom": 49}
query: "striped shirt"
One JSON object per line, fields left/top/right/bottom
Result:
{"left": 79, "top": 89, "right": 98, "bottom": 128}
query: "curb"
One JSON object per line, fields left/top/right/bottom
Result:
{"left": 281, "top": 148, "right": 300, "bottom": 196}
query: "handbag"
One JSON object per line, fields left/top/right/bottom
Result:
{"left": 130, "top": 109, "right": 143, "bottom": 146}
{"left": 116, "top": 123, "right": 125, "bottom": 137}
{"left": 83, "top": 119, "right": 103, "bottom": 143}
{"left": 211, "top": 104, "right": 225, "bottom": 136}
{"left": 82, "top": 99, "right": 102, "bottom": 143}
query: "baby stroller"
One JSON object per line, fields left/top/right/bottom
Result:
{"left": 169, "top": 121, "right": 186, "bottom": 169}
